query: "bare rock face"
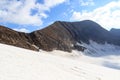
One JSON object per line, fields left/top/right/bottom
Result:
{"left": 58, "top": 20, "right": 120, "bottom": 45}
{"left": 30, "top": 21, "right": 75, "bottom": 52}
{"left": 0, "top": 25, "right": 38, "bottom": 51}
{"left": 110, "top": 28, "right": 120, "bottom": 37}
{"left": 0, "top": 20, "right": 120, "bottom": 52}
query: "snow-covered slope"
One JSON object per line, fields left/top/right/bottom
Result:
{"left": 75, "top": 40, "right": 120, "bottom": 69}
{"left": 0, "top": 43, "right": 120, "bottom": 80}
{"left": 83, "top": 40, "right": 120, "bottom": 56}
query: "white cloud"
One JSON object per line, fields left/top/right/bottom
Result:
{"left": 0, "top": 0, "right": 66, "bottom": 26}
{"left": 36, "top": 0, "right": 66, "bottom": 13}
{"left": 80, "top": 0, "right": 94, "bottom": 6}
{"left": 14, "top": 28, "right": 30, "bottom": 33}
{"left": 70, "top": 0, "right": 120, "bottom": 30}
{"left": 65, "top": 0, "right": 94, "bottom": 6}
{"left": 0, "top": 0, "right": 42, "bottom": 26}
{"left": 44, "top": 0, "right": 65, "bottom": 8}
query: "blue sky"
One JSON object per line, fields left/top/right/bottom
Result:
{"left": 0, "top": 0, "right": 120, "bottom": 32}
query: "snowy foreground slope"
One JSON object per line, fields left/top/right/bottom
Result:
{"left": 0, "top": 43, "right": 120, "bottom": 80}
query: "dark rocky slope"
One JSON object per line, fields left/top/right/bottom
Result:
{"left": 59, "top": 20, "right": 120, "bottom": 45}
{"left": 110, "top": 28, "right": 120, "bottom": 37}
{"left": 0, "top": 20, "right": 120, "bottom": 52}
{"left": 0, "top": 25, "right": 38, "bottom": 51}
{"left": 30, "top": 22, "right": 75, "bottom": 52}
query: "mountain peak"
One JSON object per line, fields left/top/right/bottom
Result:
{"left": 0, "top": 20, "right": 120, "bottom": 52}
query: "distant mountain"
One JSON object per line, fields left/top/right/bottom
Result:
{"left": 110, "top": 28, "right": 120, "bottom": 37}
{"left": 0, "top": 20, "right": 120, "bottom": 52}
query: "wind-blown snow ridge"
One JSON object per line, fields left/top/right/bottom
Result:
{"left": 0, "top": 43, "right": 120, "bottom": 80}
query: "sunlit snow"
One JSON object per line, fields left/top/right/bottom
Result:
{"left": 0, "top": 43, "right": 120, "bottom": 80}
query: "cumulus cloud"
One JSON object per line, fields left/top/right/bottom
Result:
{"left": 80, "top": 0, "right": 94, "bottom": 6}
{"left": 67, "top": 0, "right": 94, "bottom": 7}
{"left": 70, "top": 0, "right": 120, "bottom": 30}
{"left": 13, "top": 28, "right": 30, "bottom": 33}
{"left": 0, "top": 0, "right": 66, "bottom": 26}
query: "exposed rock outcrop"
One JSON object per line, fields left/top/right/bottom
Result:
{"left": 0, "top": 25, "right": 38, "bottom": 51}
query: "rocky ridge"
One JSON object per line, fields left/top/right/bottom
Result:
{"left": 0, "top": 20, "right": 120, "bottom": 52}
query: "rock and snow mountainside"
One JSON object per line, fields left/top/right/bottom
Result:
{"left": 0, "top": 43, "right": 120, "bottom": 80}
{"left": 1, "top": 20, "right": 120, "bottom": 52}
{"left": 0, "top": 20, "right": 120, "bottom": 80}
